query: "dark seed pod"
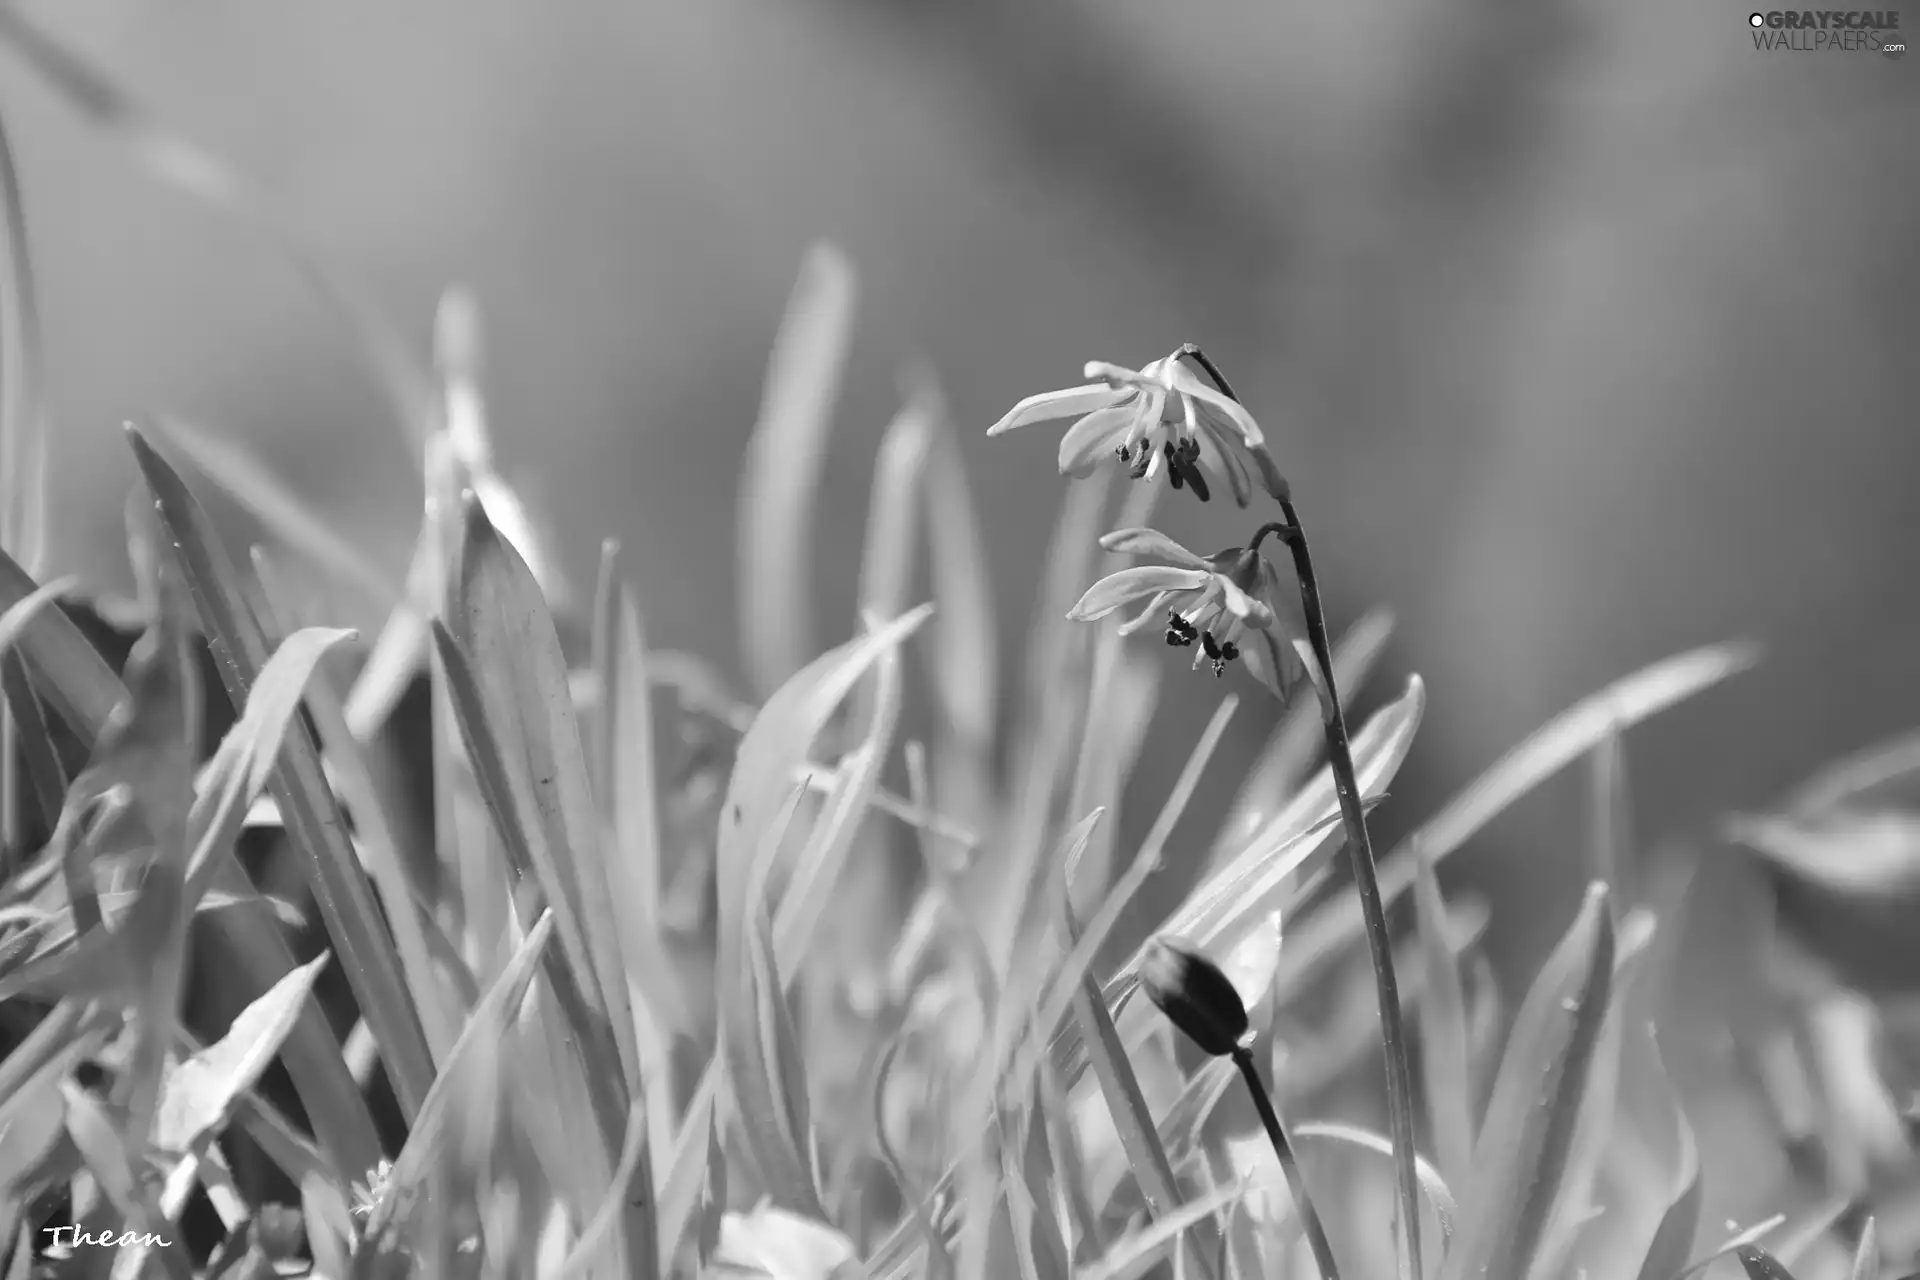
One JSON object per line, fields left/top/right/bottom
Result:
{"left": 1139, "top": 937, "right": 1249, "bottom": 1057}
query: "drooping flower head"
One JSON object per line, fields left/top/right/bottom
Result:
{"left": 1068, "top": 528, "right": 1307, "bottom": 699}
{"left": 987, "top": 350, "right": 1290, "bottom": 507}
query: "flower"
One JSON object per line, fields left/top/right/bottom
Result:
{"left": 986, "top": 350, "right": 1289, "bottom": 507}
{"left": 1139, "top": 936, "right": 1251, "bottom": 1057}
{"left": 1068, "top": 528, "right": 1306, "bottom": 695}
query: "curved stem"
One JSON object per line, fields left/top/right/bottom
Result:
{"left": 1182, "top": 339, "right": 1424, "bottom": 1280}
{"left": 1233, "top": 1045, "right": 1341, "bottom": 1280}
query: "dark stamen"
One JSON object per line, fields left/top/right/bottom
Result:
{"left": 1115, "top": 444, "right": 1132, "bottom": 463}
{"left": 1164, "top": 440, "right": 1184, "bottom": 490}
{"left": 1201, "top": 632, "right": 1221, "bottom": 660}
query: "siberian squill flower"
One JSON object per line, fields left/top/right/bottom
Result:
{"left": 1068, "top": 528, "right": 1307, "bottom": 697}
{"left": 986, "top": 349, "right": 1289, "bottom": 507}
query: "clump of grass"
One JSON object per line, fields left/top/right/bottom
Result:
{"left": 1, "top": 25, "right": 1918, "bottom": 1280}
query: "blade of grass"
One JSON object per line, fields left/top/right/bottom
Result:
{"left": 721, "top": 780, "right": 822, "bottom": 1215}
{"left": 714, "top": 605, "right": 932, "bottom": 1001}
{"left": 1851, "top": 1218, "right": 1879, "bottom": 1280}
{"left": 737, "top": 243, "right": 856, "bottom": 699}
{"left": 1290, "top": 1121, "right": 1457, "bottom": 1240}
{"left": 1413, "top": 845, "right": 1475, "bottom": 1189}
{"left": 1009, "top": 697, "right": 1240, "bottom": 1094}
{"left": 1061, "top": 879, "right": 1219, "bottom": 1280}
{"left": 0, "top": 107, "right": 47, "bottom": 568}
{"left": 0, "top": 550, "right": 117, "bottom": 737}
{"left": 1212, "top": 608, "right": 1395, "bottom": 867}
{"left": 358, "top": 909, "right": 553, "bottom": 1254}
{"left": 2, "top": 649, "right": 68, "bottom": 841}
{"left": 921, "top": 388, "right": 997, "bottom": 834}
{"left": 129, "top": 424, "right": 435, "bottom": 1118}
{"left": 444, "top": 494, "right": 643, "bottom": 1097}
{"left": 773, "top": 613, "right": 911, "bottom": 977}
{"left": 252, "top": 549, "right": 459, "bottom": 1065}
{"left": 152, "top": 416, "right": 399, "bottom": 601}
{"left": 61, "top": 1080, "right": 194, "bottom": 1280}
{"left": 1442, "top": 883, "right": 1616, "bottom": 1280}
{"left": 990, "top": 471, "right": 1113, "bottom": 963}
{"left": 0, "top": 10, "right": 434, "bottom": 460}
{"left": 1588, "top": 723, "right": 1630, "bottom": 893}
{"left": 1275, "top": 643, "right": 1758, "bottom": 1000}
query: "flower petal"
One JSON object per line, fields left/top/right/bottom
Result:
{"left": 1097, "top": 527, "right": 1211, "bottom": 569}
{"left": 987, "top": 384, "right": 1120, "bottom": 436}
{"left": 1219, "top": 574, "right": 1275, "bottom": 629}
{"left": 1167, "top": 360, "right": 1265, "bottom": 447}
{"left": 1068, "top": 566, "right": 1208, "bottom": 622}
{"left": 1057, "top": 405, "right": 1142, "bottom": 476}
{"left": 1193, "top": 427, "right": 1252, "bottom": 508}
{"left": 1083, "top": 360, "right": 1151, "bottom": 389}
{"left": 1118, "top": 590, "right": 1173, "bottom": 636}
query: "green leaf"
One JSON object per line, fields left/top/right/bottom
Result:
{"left": 1443, "top": 883, "right": 1616, "bottom": 1280}
{"left": 128, "top": 425, "right": 436, "bottom": 1121}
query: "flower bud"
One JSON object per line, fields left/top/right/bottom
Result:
{"left": 1139, "top": 936, "right": 1250, "bottom": 1057}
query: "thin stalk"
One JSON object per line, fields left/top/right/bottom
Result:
{"left": 1232, "top": 1045, "right": 1339, "bottom": 1280}
{"left": 1181, "top": 343, "right": 1424, "bottom": 1280}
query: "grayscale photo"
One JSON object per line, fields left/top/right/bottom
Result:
{"left": 0, "top": 3, "right": 1915, "bottom": 1277}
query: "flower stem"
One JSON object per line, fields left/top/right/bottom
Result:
{"left": 1233, "top": 1045, "right": 1340, "bottom": 1280}
{"left": 1180, "top": 341, "right": 1425, "bottom": 1280}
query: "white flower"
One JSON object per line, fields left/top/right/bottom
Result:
{"left": 1069, "top": 528, "right": 1307, "bottom": 697}
{"left": 986, "top": 350, "right": 1289, "bottom": 507}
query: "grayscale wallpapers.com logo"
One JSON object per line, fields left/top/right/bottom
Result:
{"left": 1748, "top": 10, "right": 1906, "bottom": 57}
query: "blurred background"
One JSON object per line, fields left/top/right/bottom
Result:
{"left": 4, "top": 0, "right": 1919, "bottom": 996}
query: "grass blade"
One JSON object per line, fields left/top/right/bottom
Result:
{"left": 1413, "top": 845, "right": 1475, "bottom": 1189}
{"left": 358, "top": 910, "right": 553, "bottom": 1252}
{"left": 0, "top": 556, "right": 382, "bottom": 1179}
{"left": 444, "top": 494, "right": 643, "bottom": 1097}
{"left": 1851, "top": 1218, "right": 1879, "bottom": 1280}
{"left": 737, "top": 244, "right": 856, "bottom": 699}
{"left": 714, "top": 605, "right": 932, "bottom": 999}
{"left": 151, "top": 416, "right": 399, "bottom": 601}
{"left": 129, "top": 424, "right": 436, "bottom": 1119}
{"left": 152, "top": 952, "right": 328, "bottom": 1159}
{"left": 1212, "top": 608, "right": 1395, "bottom": 866}
{"left": 1290, "top": 1121, "right": 1457, "bottom": 1240}
{"left": 1443, "top": 883, "right": 1616, "bottom": 1280}
{"left": 1061, "top": 882, "right": 1218, "bottom": 1279}
{"left": 921, "top": 392, "right": 997, "bottom": 829}
{"left": 1278, "top": 644, "right": 1757, "bottom": 994}
{"left": 0, "top": 547, "right": 122, "bottom": 737}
